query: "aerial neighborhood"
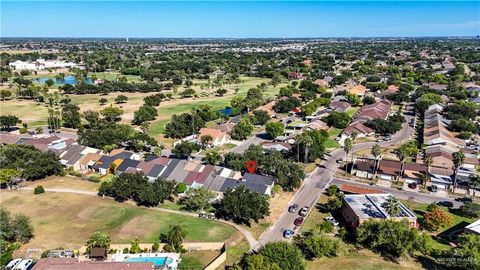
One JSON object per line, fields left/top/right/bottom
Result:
{"left": 1, "top": 2, "right": 480, "bottom": 269}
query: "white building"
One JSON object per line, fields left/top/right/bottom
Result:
{"left": 9, "top": 59, "right": 77, "bottom": 71}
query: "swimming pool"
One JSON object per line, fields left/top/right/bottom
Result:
{"left": 126, "top": 256, "right": 173, "bottom": 266}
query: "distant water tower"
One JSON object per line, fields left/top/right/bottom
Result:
{"left": 126, "top": 38, "right": 129, "bottom": 43}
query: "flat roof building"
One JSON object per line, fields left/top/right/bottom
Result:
{"left": 341, "top": 193, "right": 417, "bottom": 228}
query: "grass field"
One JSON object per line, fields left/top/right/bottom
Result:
{"left": 325, "top": 127, "right": 343, "bottom": 149}
{"left": 0, "top": 188, "right": 240, "bottom": 254}
{"left": 306, "top": 249, "right": 424, "bottom": 270}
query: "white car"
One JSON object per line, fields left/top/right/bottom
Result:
{"left": 324, "top": 216, "right": 339, "bottom": 226}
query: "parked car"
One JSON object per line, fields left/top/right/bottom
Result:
{"left": 437, "top": 201, "right": 454, "bottom": 208}
{"left": 455, "top": 197, "right": 473, "bottom": 203}
{"left": 299, "top": 206, "right": 309, "bottom": 217}
{"left": 294, "top": 217, "right": 304, "bottom": 226}
{"left": 288, "top": 203, "right": 299, "bottom": 213}
{"left": 324, "top": 216, "right": 339, "bottom": 226}
{"left": 336, "top": 158, "right": 343, "bottom": 164}
{"left": 428, "top": 185, "right": 438, "bottom": 192}
{"left": 408, "top": 182, "right": 417, "bottom": 189}
{"left": 283, "top": 229, "right": 294, "bottom": 239}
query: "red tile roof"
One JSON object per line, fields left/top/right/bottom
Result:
{"left": 340, "top": 184, "right": 383, "bottom": 194}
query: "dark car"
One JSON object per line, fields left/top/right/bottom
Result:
{"left": 437, "top": 201, "right": 454, "bottom": 208}
{"left": 288, "top": 203, "right": 299, "bottom": 213}
{"left": 455, "top": 197, "right": 473, "bottom": 203}
{"left": 294, "top": 217, "right": 304, "bottom": 226}
{"left": 408, "top": 182, "right": 417, "bottom": 189}
{"left": 428, "top": 185, "right": 438, "bottom": 192}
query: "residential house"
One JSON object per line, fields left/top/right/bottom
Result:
{"left": 287, "top": 72, "right": 304, "bottom": 80}
{"left": 261, "top": 141, "right": 292, "bottom": 153}
{"left": 347, "top": 84, "right": 366, "bottom": 96}
{"left": 313, "top": 79, "right": 328, "bottom": 87}
{"left": 79, "top": 153, "right": 102, "bottom": 173}
{"left": 252, "top": 100, "right": 276, "bottom": 117}
{"left": 197, "top": 128, "right": 230, "bottom": 146}
{"left": 329, "top": 101, "right": 351, "bottom": 112}
{"left": 211, "top": 123, "right": 236, "bottom": 134}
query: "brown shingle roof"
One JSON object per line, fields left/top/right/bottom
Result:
{"left": 32, "top": 258, "right": 153, "bottom": 270}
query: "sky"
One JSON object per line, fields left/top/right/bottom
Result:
{"left": 1, "top": 1, "right": 479, "bottom": 38}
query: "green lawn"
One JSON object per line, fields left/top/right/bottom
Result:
{"left": 324, "top": 128, "right": 343, "bottom": 149}
{"left": 0, "top": 191, "right": 239, "bottom": 253}
{"left": 346, "top": 107, "right": 360, "bottom": 118}
{"left": 401, "top": 200, "right": 475, "bottom": 251}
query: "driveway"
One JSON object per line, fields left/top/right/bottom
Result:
{"left": 230, "top": 132, "right": 268, "bottom": 154}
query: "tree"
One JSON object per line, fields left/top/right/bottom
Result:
{"left": 454, "top": 234, "right": 480, "bottom": 270}
{"left": 176, "top": 183, "right": 188, "bottom": 194}
{"left": 202, "top": 151, "right": 222, "bottom": 165}
{"left": 0, "top": 169, "right": 19, "bottom": 189}
{"left": 181, "top": 187, "right": 216, "bottom": 211}
{"left": 322, "top": 112, "right": 351, "bottom": 129}
{"left": 257, "top": 242, "right": 305, "bottom": 270}
{"left": 362, "top": 96, "right": 376, "bottom": 105}
{"left": 115, "top": 94, "right": 128, "bottom": 104}
{"left": 273, "top": 97, "right": 302, "bottom": 113}
{"left": 356, "top": 219, "right": 430, "bottom": 259}
{"left": 241, "top": 254, "right": 281, "bottom": 270}
{"left": 132, "top": 105, "right": 158, "bottom": 125}
{"left": 61, "top": 103, "right": 81, "bottom": 128}
{"left": 452, "top": 151, "right": 465, "bottom": 193}
{"left": 459, "top": 202, "right": 480, "bottom": 218}
{"left": 343, "top": 138, "right": 352, "bottom": 173}
{"left": 100, "top": 105, "right": 123, "bottom": 122}
{"left": 86, "top": 231, "right": 110, "bottom": 252}
{"left": 469, "top": 174, "right": 480, "bottom": 196}
{"left": 265, "top": 121, "right": 284, "bottom": 139}
{"left": 382, "top": 195, "right": 400, "bottom": 216}
{"left": 371, "top": 144, "right": 382, "bottom": 176}
{"left": 0, "top": 115, "right": 21, "bottom": 131}
{"left": 230, "top": 117, "right": 253, "bottom": 140}
{"left": 0, "top": 145, "right": 63, "bottom": 180}
{"left": 423, "top": 206, "right": 452, "bottom": 231}
{"left": 45, "top": 78, "right": 55, "bottom": 88}
{"left": 129, "top": 238, "right": 141, "bottom": 253}
{"left": 162, "top": 224, "right": 187, "bottom": 253}
{"left": 394, "top": 141, "right": 418, "bottom": 180}
{"left": 251, "top": 110, "right": 270, "bottom": 125}
{"left": 200, "top": 135, "right": 213, "bottom": 147}
{"left": 295, "top": 231, "right": 343, "bottom": 259}
{"left": 216, "top": 185, "right": 269, "bottom": 225}
{"left": 172, "top": 141, "right": 200, "bottom": 159}
{"left": 423, "top": 154, "right": 433, "bottom": 188}
{"left": 99, "top": 97, "right": 108, "bottom": 105}
{"left": 215, "top": 88, "right": 227, "bottom": 96}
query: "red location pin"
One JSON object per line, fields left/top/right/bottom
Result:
{"left": 246, "top": 160, "right": 257, "bottom": 174}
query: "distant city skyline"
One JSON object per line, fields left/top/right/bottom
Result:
{"left": 1, "top": 1, "right": 479, "bottom": 38}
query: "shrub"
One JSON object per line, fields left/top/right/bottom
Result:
{"left": 326, "top": 185, "right": 338, "bottom": 196}
{"left": 459, "top": 202, "right": 480, "bottom": 218}
{"left": 34, "top": 185, "right": 45, "bottom": 194}
{"left": 87, "top": 176, "right": 101, "bottom": 183}
{"left": 176, "top": 183, "right": 188, "bottom": 194}
{"left": 151, "top": 242, "right": 160, "bottom": 252}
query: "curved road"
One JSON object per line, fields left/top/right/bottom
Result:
{"left": 255, "top": 104, "right": 417, "bottom": 248}
{"left": 20, "top": 187, "right": 259, "bottom": 249}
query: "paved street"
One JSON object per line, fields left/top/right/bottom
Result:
{"left": 256, "top": 106, "right": 416, "bottom": 248}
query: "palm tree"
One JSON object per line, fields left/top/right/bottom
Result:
{"left": 165, "top": 224, "right": 187, "bottom": 252}
{"left": 86, "top": 231, "right": 110, "bottom": 252}
{"left": 382, "top": 195, "right": 400, "bottom": 217}
{"left": 423, "top": 154, "right": 433, "bottom": 188}
{"left": 343, "top": 138, "right": 353, "bottom": 173}
{"left": 190, "top": 107, "right": 196, "bottom": 136}
{"left": 452, "top": 151, "right": 466, "bottom": 193}
{"left": 468, "top": 174, "right": 480, "bottom": 196}
{"left": 371, "top": 144, "right": 382, "bottom": 177}
{"left": 295, "top": 134, "right": 305, "bottom": 163}
{"left": 394, "top": 147, "right": 407, "bottom": 181}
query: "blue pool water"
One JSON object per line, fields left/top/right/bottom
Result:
{"left": 126, "top": 256, "right": 173, "bottom": 266}
{"left": 32, "top": 75, "right": 93, "bottom": 85}
{"left": 218, "top": 107, "right": 233, "bottom": 116}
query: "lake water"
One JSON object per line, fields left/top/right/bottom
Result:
{"left": 32, "top": 75, "right": 93, "bottom": 85}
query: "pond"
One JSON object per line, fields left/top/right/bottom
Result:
{"left": 32, "top": 75, "right": 93, "bottom": 85}
{"left": 218, "top": 107, "right": 233, "bottom": 116}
